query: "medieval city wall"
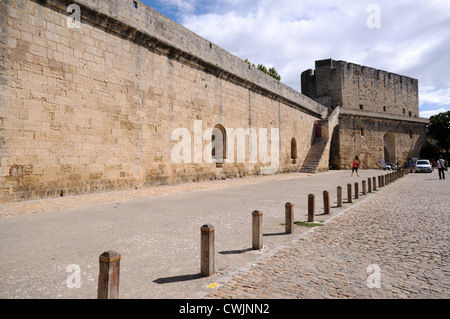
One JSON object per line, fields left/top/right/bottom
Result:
{"left": 302, "top": 59, "right": 427, "bottom": 170}
{"left": 332, "top": 110, "right": 428, "bottom": 169}
{"left": 0, "top": 0, "right": 328, "bottom": 201}
{"left": 302, "top": 59, "right": 419, "bottom": 118}
{"left": 338, "top": 61, "right": 419, "bottom": 117}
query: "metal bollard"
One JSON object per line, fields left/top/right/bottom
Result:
{"left": 373, "top": 176, "right": 377, "bottom": 190}
{"left": 252, "top": 211, "right": 263, "bottom": 250}
{"left": 308, "top": 194, "right": 315, "bottom": 222}
{"left": 98, "top": 251, "right": 121, "bottom": 299}
{"left": 362, "top": 180, "right": 367, "bottom": 195}
{"left": 201, "top": 224, "right": 215, "bottom": 277}
{"left": 285, "top": 203, "right": 294, "bottom": 234}
{"left": 354, "top": 182, "right": 359, "bottom": 199}
{"left": 368, "top": 178, "right": 372, "bottom": 193}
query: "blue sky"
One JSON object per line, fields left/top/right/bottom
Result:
{"left": 141, "top": 0, "right": 450, "bottom": 118}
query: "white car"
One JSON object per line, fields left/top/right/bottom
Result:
{"left": 415, "top": 160, "right": 432, "bottom": 173}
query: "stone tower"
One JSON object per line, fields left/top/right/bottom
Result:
{"left": 301, "top": 59, "right": 429, "bottom": 169}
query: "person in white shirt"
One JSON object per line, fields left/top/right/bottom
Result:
{"left": 437, "top": 156, "right": 446, "bottom": 180}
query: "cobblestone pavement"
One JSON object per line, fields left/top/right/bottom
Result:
{"left": 206, "top": 172, "right": 450, "bottom": 299}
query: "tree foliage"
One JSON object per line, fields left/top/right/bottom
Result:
{"left": 245, "top": 59, "right": 281, "bottom": 81}
{"left": 427, "top": 110, "right": 450, "bottom": 155}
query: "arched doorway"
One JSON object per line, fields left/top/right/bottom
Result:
{"left": 383, "top": 132, "right": 396, "bottom": 164}
{"left": 212, "top": 124, "right": 227, "bottom": 167}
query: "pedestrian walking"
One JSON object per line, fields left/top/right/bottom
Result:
{"left": 351, "top": 157, "right": 359, "bottom": 177}
{"left": 437, "top": 156, "right": 446, "bottom": 180}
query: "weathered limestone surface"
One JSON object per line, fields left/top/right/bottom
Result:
{"left": 0, "top": 0, "right": 327, "bottom": 201}
{"left": 302, "top": 59, "right": 419, "bottom": 115}
{"left": 302, "top": 59, "right": 428, "bottom": 169}
{"left": 335, "top": 110, "right": 428, "bottom": 169}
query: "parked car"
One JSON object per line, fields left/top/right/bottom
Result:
{"left": 383, "top": 162, "right": 397, "bottom": 170}
{"left": 415, "top": 160, "right": 432, "bottom": 173}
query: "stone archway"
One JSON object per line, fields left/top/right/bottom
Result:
{"left": 383, "top": 132, "right": 396, "bottom": 163}
{"left": 212, "top": 124, "right": 227, "bottom": 167}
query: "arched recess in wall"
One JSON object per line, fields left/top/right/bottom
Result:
{"left": 383, "top": 132, "right": 396, "bottom": 163}
{"left": 291, "top": 138, "right": 298, "bottom": 164}
{"left": 212, "top": 124, "right": 227, "bottom": 167}
{"left": 329, "top": 125, "right": 340, "bottom": 169}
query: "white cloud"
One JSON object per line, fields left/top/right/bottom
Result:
{"left": 420, "top": 86, "right": 450, "bottom": 106}
{"left": 420, "top": 108, "right": 448, "bottom": 119}
{"left": 419, "top": 85, "right": 450, "bottom": 118}
{"left": 181, "top": 1, "right": 449, "bottom": 86}
{"left": 150, "top": 0, "right": 450, "bottom": 112}
{"left": 160, "top": 0, "right": 196, "bottom": 13}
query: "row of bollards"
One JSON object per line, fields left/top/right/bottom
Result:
{"left": 97, "top": 169, "right": 408, "bottom": 298}
{"left": 308, "top": 170, "right": 407, "bottom": 224}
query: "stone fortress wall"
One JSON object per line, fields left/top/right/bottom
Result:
{"left": 302, "top": 59, "right": 419, "bottom": 116}
{"left": 302, "top": 59, "right": 428, "bottom": 170}
{"left": 0, "top": 0, "right": 328, "bottom": 202}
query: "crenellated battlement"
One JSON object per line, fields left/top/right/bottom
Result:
{"left": 301, "top": 59, "right": 419, "bottom": 118}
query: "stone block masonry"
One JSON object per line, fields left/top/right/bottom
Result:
{"left": 302, "top": 59, "right": 428, "bottom": 169}
{"left": 334, "top": 110, "right": 428, "bottom": 169}
{"left": 0, "top": 0, "right": 328, "bottom": 201}
{"left": 302, "top": 59, "right": 419, "bottom": 117}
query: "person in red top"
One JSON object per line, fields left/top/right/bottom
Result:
{"left": 351, "top": 157, "right": 359, "bottom": 177}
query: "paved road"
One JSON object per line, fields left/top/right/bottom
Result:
{"left": 0, "top": 169, "right": 448, "bottom": 299}
{"left": 207, "top": 171, "right": 450, "bottom": 299}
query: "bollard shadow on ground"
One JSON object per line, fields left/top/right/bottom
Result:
{"left": 315, "top": 212, "right": 329, "bottom": 216}
{"left": 263, "top": 232, "right": 287, "bottom": 237}
{"left": 153, "top": 273, "right": 202, "bottom": 284}
{"left": 219, "top": 248, "right": 252, "bottom": 255}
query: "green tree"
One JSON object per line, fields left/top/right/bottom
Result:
{"left": 427, "top": 110, "right": 450, "bottom": 156}
{"left": 267, "top": 66, "right": 281, "bottom": 81}
{"left": 245, "top": 59, "right": 281, "bottom": 81}
{"left": 419, "top": 141, "right": 439, "bottom": 160}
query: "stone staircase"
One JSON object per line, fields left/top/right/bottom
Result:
{"left": 300, "top": 138, "right": 329, "bottom": 173}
